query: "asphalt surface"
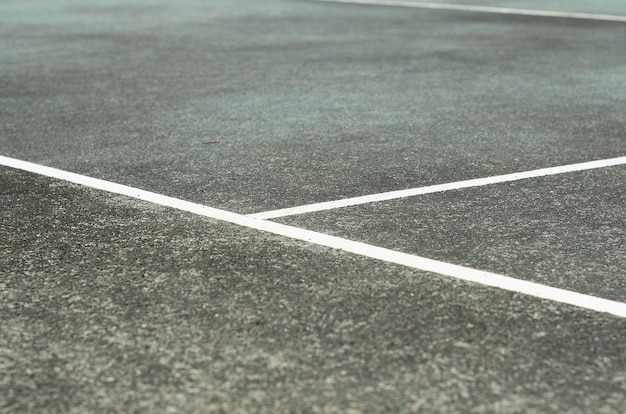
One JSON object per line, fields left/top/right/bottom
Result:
{"left": 279, "top": 167, "right": 626, "bottom": 302}
{"left": 1, "top": 0, "right": 625, "bottom": 412}
{"left": 2, "top": 0, "right": 626, "bottom": 214}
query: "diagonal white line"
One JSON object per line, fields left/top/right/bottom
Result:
{"left": 2, "top": 154, "right": 626, "bottom": 318}
{"left": 310, "top": 0, "right": 626, "bottom": 23}
{"left": 247, "top": 156, "right": 626, "bottom": 219}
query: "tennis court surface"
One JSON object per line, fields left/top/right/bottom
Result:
{"left": 1, "top": 0, "right": 625, "bottom": 412}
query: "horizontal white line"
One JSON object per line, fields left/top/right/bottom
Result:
{"left": 2, "top": 154, "right": 626, "bottom": 318}
{"left": 248, "top": 156, "right": 626, "bottom": 219}
{"left": 311, "top": 0, "right": 626, "bottom": 23}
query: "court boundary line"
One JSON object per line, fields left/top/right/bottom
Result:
{"left": 248, "top": 156, "right": 626, "bottom": 219}
{"left": 2, "top": 154, "right": 626, "bottom": 318}
{"left": 310, "top": 0, "right": 626, "bottom": 23}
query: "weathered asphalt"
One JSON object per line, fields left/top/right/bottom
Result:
{"left": 1, "top": 0, "right": 625, "bottom": 214}
{"left": 1, "top": 0, "right": 625, "bottom": 412}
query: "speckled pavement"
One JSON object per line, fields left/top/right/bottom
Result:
{"left": 1, "top": 0, "right": 625, "bottom": 412}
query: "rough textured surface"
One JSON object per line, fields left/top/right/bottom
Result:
{"left": 1, "top": 0, "right": 626, "bottom": 412}
{"left": 1, "top": 0, "right": 625, "bottom": 213}
{"left": 279, "top": 167, "right": 626, "bottom": 302}
{"left": 2, "top": 168, "right": 626, "bottom": 413}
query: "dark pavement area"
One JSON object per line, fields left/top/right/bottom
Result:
{"left": 2, "top": 168, "right": 625, "bottom": 412}
{"left": 1, "top": 0, "right": 626, "bottom": 412}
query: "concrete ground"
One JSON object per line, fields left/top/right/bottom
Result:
{"left": 1, "top": 0, "right": 625, "bottom": 412}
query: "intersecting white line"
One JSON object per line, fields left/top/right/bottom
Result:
{"left": 2, "top": 154, "right": 626, "bottom": 318}
{"left": 310, "top": 0, "right": 626, "bottom": 23}
{"left": 248, "top": 156, "right": 626, "bottom": 219}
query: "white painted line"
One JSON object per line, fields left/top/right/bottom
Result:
{"left": 248, "top": 156, "right": 626, "bottom": 219}
{"left": 311, "top": 0, "right": 626, "bottom": 23}
{"left": 2, "top": 154, "right": 626, "bottom": 318}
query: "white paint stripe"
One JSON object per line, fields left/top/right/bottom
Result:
{"left": 2, "top": 154, "right": 626, "bottom": 318}
{"left": 248, "top": 156, "right": 626, "bottom": 219}
{"left": 311, "top": 0, "right": 626, "bottom": 23}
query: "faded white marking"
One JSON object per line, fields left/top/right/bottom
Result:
{"left": 311, "top": 0, "right": 626, "bottom": 23}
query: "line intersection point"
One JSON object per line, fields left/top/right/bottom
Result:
{"left": 2, "top": 154, "right": 625, "bottom": 318}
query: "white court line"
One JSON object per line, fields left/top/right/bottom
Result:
{"left": 2, "top": 154, "right": 626, "bottom": 318}
{"left": 248, "top": 156, "right": 626, "bottom": 219}
{"left": 311, "top": 0, "right": 626, "bottom": 23}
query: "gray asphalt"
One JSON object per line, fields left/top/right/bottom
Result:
{"left": 1, "top": 0, "right": 625, "bottom": 412}
{"left": 2, "top": 0, "right": 626, "bottom": 214}
{"left": 279, "top": 167, "right": 626, "bottom": 302}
